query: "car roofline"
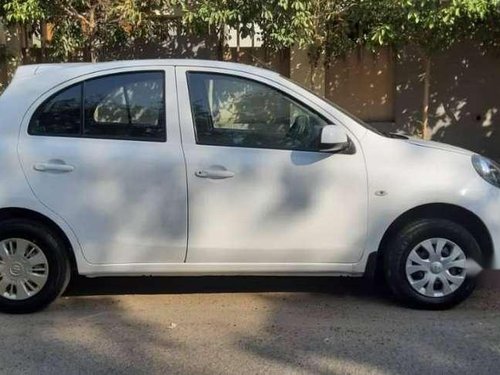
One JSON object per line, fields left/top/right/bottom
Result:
{"left": 12, "top": 59, "right": 281, "bottom": 84}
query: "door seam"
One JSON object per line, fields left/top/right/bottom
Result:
{"left": 174, "top": 67, "right": 191, "bottom": 263}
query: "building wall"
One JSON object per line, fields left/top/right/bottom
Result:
{"left": 100, "top": 35, "right": 219, "bottom": 61}
{"left": 289, "top": 43, "right": 500, "bottom": 161}
{"left": 325, "top": 48, "right": 395, "bottom": 123}
{"left": 290, "top": 47, "right": 325, "bottom": 97}
{"left": 230, "top": 47, "right": 290, "bottom": 77}
{"left": 288, "top": 47, "right": 396, "bottom": 123}
{"left": 392, "top": 44, "right": 500, "bottom": 160}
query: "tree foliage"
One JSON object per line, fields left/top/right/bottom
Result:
{"left": 1, "top": 0, "right": 44, "bottom": 23}
{"left": 0, "top": 0, "right": 176, "bottom": 61}
{"left": 178, "top": 0, "right": 314, "bottom": 61}
{"left": 177, "top": 0, "right": 243, "bottom": 60}
{"left": 2, "top": 1, "right": 498, "bottom": 63}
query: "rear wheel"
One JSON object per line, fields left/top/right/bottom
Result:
{"left": 0, "top": 219, "right": 70, "bottom": 314}
{"left": 384, "top": 218, "right": 481, "bottom": 309}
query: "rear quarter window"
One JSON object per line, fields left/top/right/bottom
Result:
{"left": 29, "top": 84, "right": 82, "bottom": 136}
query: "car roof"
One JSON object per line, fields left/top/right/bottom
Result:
{"left": 12, "top": 59, "right": 281, "bottom": 83}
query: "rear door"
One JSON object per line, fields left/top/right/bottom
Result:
{"left": 18, "top": 66, "right": 188, "bottom": 265}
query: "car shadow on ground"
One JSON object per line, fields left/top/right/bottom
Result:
{"left": 64, "top": 274, "right": 392, "bottom": 301}
{"left": 65, "top": 269, "right": 500, "bottom": 298}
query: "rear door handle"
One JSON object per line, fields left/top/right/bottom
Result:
{"left": 33, "top": 162, "right": 75, "bottom": 173}
{"left": 195, "top": 169, "right": 235, "bottom": 179}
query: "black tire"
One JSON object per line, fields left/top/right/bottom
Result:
{"left": 384, "top": 218, "right": 482, "bottom": 310}
{"left": 0, "top": 219, "right": 71, "bottom": 314}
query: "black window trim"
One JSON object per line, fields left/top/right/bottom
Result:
{"left": 28, "top": 70, "right": 167, "bottom": 143}
{"left": 186, "top": 71, "right": 334, "bottom": 153}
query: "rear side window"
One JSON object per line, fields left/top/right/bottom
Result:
{"left": 29, "top": 84, "right": 82, "bottom": 136}
{"left": 84, "top": 72, "right": 165, "bottom": 140}
{"left": 29, "top": 71, "right": 165, "bottom": 142}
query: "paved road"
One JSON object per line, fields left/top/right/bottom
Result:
{"left": 0, "top": 276, "right": 499, "bottom": 375}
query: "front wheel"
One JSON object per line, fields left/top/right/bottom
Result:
{"left": 0, "top": 219, "right": 71, "bottom": 314}
{"left": 384, "top": 218, "right": 482, "bottom": 309}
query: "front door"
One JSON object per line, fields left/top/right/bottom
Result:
{"left": 176, "top": 67, "right": 368, "bottom": 264}
{"left": 19, "top": 67, "right": 188, "bottom": 264}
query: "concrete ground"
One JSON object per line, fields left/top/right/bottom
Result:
{"left": 0, "top": 275, "right": 499, "bottom": 375}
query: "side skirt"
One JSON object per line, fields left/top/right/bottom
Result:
{"left": 78, "top": 262, "right": 363, "bottom": 278}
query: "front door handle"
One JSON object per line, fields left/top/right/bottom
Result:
{"left": 33, "top": 162, "right": 75, "bottom": 173}
{"left": 195, "top": 169, "right": 235, "bottom": 179}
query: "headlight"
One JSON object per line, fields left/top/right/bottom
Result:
{"left": 472, "top": 154, "right": 500, "bottom": 188}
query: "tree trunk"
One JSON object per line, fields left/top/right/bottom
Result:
{"left": 40, "top": 22, "right": 47, "bottom": 62}
{"left": 90, "top": 44, "right": 97, "bottom": 63}
{"left": 235, "top": 22, "right": 240, "bottom": 62}
{"left": 250, "top": 24, "right": 255, "bottom": 64}
{"left": 217, "top": 24, "right": 225, "bottom": 61}
{"left": 279, "top": 47, "right": 290, "bottom": 77}
{"left": 19, "top": 24, "right": 30, "bottom": 64}
{"left": 422, "top": 55, "right": 431, "bottom": 140}
{"left": 83, "top": 39, "right": 97, "bottom": 62}
{"left": 88, "top": 8, "right": 97, "bottom": 63}
{"left": 263, "top": 44, "right": 270, "bottom": 66}
{"left": 309, "top": 56, "right": 315, "bottom": 88}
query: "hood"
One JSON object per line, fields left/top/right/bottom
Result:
{"left": 405, "top": 137, "right": 473, "bottom": 157}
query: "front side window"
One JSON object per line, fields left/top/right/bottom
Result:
{"left": 29, "top": 71, "right": 165, "bottom": 141}
{"left": 187, "top": 72, "right": 328, "bottom": 151}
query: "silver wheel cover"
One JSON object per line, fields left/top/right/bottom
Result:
{"left": 0, "top": 238, "right": 49, "bottom": 300}
{"left": 405, "top": 238, "right": 466, "bottom": 298}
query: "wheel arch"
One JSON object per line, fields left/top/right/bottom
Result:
{"left": 374, "top": 203, "right": 494, "bottom": 276}
{"left": 0, "top": 207, "right": 78, "bottom": 273}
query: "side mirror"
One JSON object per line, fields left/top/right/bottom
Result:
{"left": 320, "top": 125, "right": 349, "bottom": 152}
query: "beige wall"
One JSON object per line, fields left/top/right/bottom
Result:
{"left": 288, "top": 47, "right": 395, "bottom": 123}
{"left": 387, "top": 43, "right": 500, "bottom": 161}
{"left": 325, "top": 48, "right": 395, "bottom": 122}
{"left": 287, "top": 43, "right": 500, "bottom": 161}
{"left": 229, "top": 47, "right": 290, "bottom": 77}
{"left": 290, "top": 46, "right": 325, "bottom": 97}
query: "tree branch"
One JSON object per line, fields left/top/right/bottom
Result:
{"left": 61, "top": 5, "right": 91, "bottom": 27}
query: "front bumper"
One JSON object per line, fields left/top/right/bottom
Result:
{"left": 470, "top": 190, "right": 500, "bottom": 270}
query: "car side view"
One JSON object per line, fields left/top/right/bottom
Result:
{"left": 0, "top": 60, "right": 498, "bottom": 313}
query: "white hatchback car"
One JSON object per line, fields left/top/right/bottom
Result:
{"left": 0, "top": 60, "right": 498, "bottom": 313}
